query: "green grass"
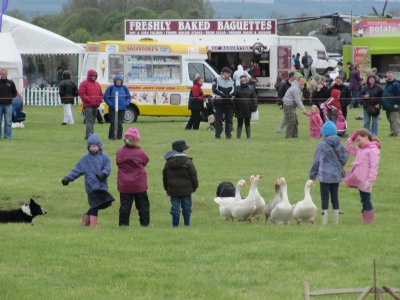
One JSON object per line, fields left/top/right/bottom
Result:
{"left": 0, "top": 105, "right": 399, "bottom": 300}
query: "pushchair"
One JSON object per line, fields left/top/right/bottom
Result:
{"left": 320, "top": 100, "right": 348, "bottom": 137}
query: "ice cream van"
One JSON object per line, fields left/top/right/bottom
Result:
{"left": 79, "top": 40, "right": 218, "bottom": 122}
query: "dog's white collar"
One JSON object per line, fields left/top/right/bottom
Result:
{"left": 21, "top": 205, "right": 32, "bottom": 216}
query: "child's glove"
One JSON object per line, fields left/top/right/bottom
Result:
{"left": 364, "top": 181, "right": 372, "bottom": 191}
{"left": 350, "top": 130, "right": 360, "bottom": 141}
{"left": 96, "top": 173, "right": 107, "bottom": 181}
{"left": 61, "top": 177, "right": 70, "bottom": 186}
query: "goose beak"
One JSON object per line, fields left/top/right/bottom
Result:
{"left": 259, "top": 175, "right": 264, "bottom": 179}
{"left": 243, "top": 182, "right": 248, "bottom": 188}
{"left": 310, "top": 181, "right": 314, "bottom": 187}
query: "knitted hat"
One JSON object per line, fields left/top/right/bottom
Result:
{"left": 321, "top": 121, "right": 337, "bottom": 137}
{"left": 331, "top": 89, "right": 340, "bottom": 100}
{"left": 124, "top": 127, "right": 140, "bottom": 141}
{"left": 172, "top": 140, "right": 189, "bottom": 152}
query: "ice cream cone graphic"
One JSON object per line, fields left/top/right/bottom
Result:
{"left": 100, "top": 60, "right": 106, "bottom": 78}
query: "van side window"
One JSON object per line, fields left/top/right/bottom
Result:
{"left": 124, "top": 55, "right": 182, "bottom": 84}
{"left": 188, "top": 63, "right": 215, "bottom": 83}
{"left": 317, "top": 50, "right": 327, "bottom": 60}
{"left": 82, "top": 53, "right": 98, "bottom": 78}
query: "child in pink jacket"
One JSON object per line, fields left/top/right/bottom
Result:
{"left": 344, "top": 129, "right": 380, "bottom": 223}
{"left": 307, "top": 105, "right": 323, "bottom": 138}
{"left": 116, "top": 127, "right": 150, "bottom": 227}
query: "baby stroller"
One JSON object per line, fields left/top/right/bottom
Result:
{"left": 320, "top": 100, "right": 348, "bottom": 137}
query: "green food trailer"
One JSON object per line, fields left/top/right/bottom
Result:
{"left": 343, "top": 18, "right": 400, "bottom": 80}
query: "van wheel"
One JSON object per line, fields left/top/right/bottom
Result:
{"left": 124, "top": 106, "right": 138, "bottom": 123}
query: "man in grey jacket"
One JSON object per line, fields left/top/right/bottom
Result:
{"left": 282, "top": 76, "right": 308, "bottom": 138}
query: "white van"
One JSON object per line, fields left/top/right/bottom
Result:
{"left": 278, "top": 36, "right": 338, "bottom": 75}
{"left": 79, "top": 40, "right": 217, "bottom": 122}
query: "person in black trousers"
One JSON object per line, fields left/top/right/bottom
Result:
{"left": 185, "top": 76, "right": 206, "bottom": 130}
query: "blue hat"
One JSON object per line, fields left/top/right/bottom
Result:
{"left": 321, "top": 121, "right": 337, "bottom": 137}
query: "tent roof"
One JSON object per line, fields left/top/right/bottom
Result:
{"left": 2, "top": 15, "right": 85, "bottom": 55}
{"left": 0, "top": 32, "right": 22, "bottom": 66}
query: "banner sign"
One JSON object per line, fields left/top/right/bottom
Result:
{"left": 353, "top": 19, "right": 400, "bottom": 38}
{"left": 278, "top": 45, "right": 292, "bottom": 80}
{"left": 125, "top": 19, "right": 277, "bottom": 36}
{"left": 353, "top": 46, "right": 370, "bottom": 78}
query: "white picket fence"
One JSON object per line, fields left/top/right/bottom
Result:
{"left": 24, "top": 87, "right": 77, "bottom": 106}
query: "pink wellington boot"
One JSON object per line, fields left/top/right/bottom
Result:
{"left": 81, "top": 213, "right": 90, "bottom": 227}
{"left": 89, "top": 215, "right": 98, "bottom": 227}
{"left": 362, "top": 210, "right": 374, "bottom": 224}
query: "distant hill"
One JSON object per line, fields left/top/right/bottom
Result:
{"left": 211, "top": 0, "right": 395, "bottom": 18}
{"left": 7, "top": 0, "right": 68, "bottom": 17}
{"left": 6, "top": 0, "right": 398, "bottom": 19}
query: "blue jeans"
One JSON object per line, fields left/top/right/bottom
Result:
{"left": 0, "top": 104, "right": 12, "bottom": 139}
{"left": 170, "top": 196, "right": 192, "bottom": 218}
{"left": 350, "top": 90, "right": 360, "bottom": 108}
{"left": 320, "top": 182, "right": 339, "bottom": 210}
{"left": 360, "top": 190, "right": 373, "bottom": 211}
{"left": 363, "top": 110, "right": 379, "bottom": 136}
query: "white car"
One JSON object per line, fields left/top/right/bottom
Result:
{"left": 328, "top": 67, "right": 349, "bottom": 86}
{"left": 327, "top": 53, "right": 343, "bottom": 63}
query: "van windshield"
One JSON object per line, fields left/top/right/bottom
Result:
{"left": 82, "top": 54, "right": 98, "bottom": 77}
{"left": 188, "top": 63, "right": 215, "bottom": 83}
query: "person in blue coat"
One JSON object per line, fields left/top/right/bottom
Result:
{"left": 104, "top": 75, "right": 131, "bottom": 139}
{"left": 61, "top": 134, "right": 115, "bottom": 227}
{"left": 309, "top": 121, "right": 348, "bottom": 225}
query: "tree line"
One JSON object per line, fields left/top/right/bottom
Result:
{"left": 6, "top": 0, "right": 400, "bottom": 43}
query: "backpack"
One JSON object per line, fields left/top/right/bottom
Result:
{"left": 216, "top": 181, "right": 235, "bottom": 197}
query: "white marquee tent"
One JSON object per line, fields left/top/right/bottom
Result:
{"left": 2, "top": 15, "right": 85, "bottom": 55}
{"left": 0, "top": 32, "right": 23, "bottom": 92}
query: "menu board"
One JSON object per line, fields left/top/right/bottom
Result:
{"left": 278, "top": 45, "right": 292, "bottom": 80}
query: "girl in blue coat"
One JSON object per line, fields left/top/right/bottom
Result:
{"left": 104, "top": 74, "right": 131, "bottom": 140}
{"left": 309, "top": 121, "right": 348, "bottom": 225}
{"left": 62, "top": 134, "right": 115, "bottom": 227}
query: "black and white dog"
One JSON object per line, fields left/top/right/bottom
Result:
{"left": 0, "top": 199, "right": 47, "bottom": 224}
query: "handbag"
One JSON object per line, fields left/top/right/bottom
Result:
{"left": 367, "top": 105, "right": 380, "bottom": 116}
{"left": 330, "top": 145, "right": 346, "bottom": 177}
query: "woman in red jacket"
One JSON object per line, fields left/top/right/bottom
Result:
{"left": 185, "top": 76, "right": 206, "bottom": 130}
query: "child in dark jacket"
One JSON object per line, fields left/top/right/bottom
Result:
{"left": 163, "top": 140, "right": 198, "bottom": 227}
{"left": 116, "top": 127, "right": 150, "bottom": 227}
{"left": 309, "top": 121, "right": 348, "bottom": 225}
{"left": 62, "top": 134, "right": 114, "bottom": 227}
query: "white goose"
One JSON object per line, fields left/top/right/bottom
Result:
{"left": 264, "top": 178, "right": 282, "bottom": 223}
{"left": 214, "top": 180, "right": 247, "bottom": 220}
{"left": 250, "top": 175, "right": 266, "bottom": 221}
{"left": 293, "top": 180, "right": 317, "bottom": 224}
{"left": 231, "top": 175, "right": 261, "bottom": 222}
{"left": 270, "top": 177, "right": 293, "bottom": 225}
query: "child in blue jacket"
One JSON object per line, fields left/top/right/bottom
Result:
{"left": 62, "top": 134, "right": 114, "bottom": 227}
{"left": 309, "top": 121, "right": 348, "bottom": 225}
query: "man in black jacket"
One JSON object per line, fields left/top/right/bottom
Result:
{"left": 0, "top": 69, "right": 18, "bottom": 139}
{"left": 212, "top": 67, "right": 235, "bottom": 139}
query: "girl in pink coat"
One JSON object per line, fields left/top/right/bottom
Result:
{"left": 344, "top": 129, "right": 380, "bottom": 223}
{"left": 307, "top": 105, "right": 323, "bottom": 138}
{"left": 116, "top": 127, "right": 150, "bottom": 227}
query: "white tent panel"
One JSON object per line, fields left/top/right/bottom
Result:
{"left": 2, "top": 15, "right": 85, "bottom": 55}
{"left": 0, "top": 32, "right": 23, "bottom": 92}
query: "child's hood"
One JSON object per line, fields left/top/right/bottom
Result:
{"left": 363, "top": 140, "right": 381, "bottom": 150}
{"left": 87, "top": 134, "right": 103, "bottom": 151}
{"left": 164, "top": 150, "right": 186, "bottom": 160}
{"left": 323, "top": 135, "right": 341, "bottom": 147}
{"left": 330, "top": 89, "right": 340, "bottom": 100}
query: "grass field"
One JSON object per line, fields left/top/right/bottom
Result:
{"left": 0, "top": 105, "right": 399, "bottom": 300}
